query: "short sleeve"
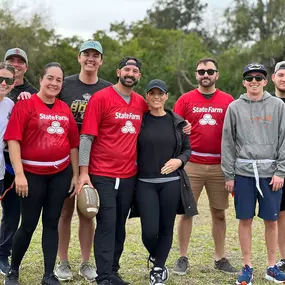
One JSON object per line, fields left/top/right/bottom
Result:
{"left": 173, "top": 96, "right": 185, "bottom": 118}
{"left": 4, "top": 101, "right": 30, "bottom": 142}
{"left": 81, "top": 93, "right": 103, "bottom": 136}
{"left": 68, "top": 111, "right": 80, "bottom": 149}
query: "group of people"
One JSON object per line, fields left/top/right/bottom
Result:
{"left": 0, "top": 40, "right": 285, "bottom": 285}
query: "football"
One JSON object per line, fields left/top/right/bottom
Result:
{"left": 77, "top": 184, "right": 100, "bottom": 219}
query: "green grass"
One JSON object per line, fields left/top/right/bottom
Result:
{"left": 0, "top": 191, "right": 277, "bottom": 284}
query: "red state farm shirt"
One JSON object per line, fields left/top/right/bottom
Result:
{"left": 173, "top": 89, "right": 234, "bottom": 164}
{"left": 4, "top": 94, "right": 79, "bottom": 175}
{"left": 81, "top": 86, "right": 149, "bottom": 178}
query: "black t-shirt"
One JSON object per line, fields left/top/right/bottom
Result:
{"left": 201, "top": 92, "right": 215, "bottom": 100}
{"left": 8, "top": 78, "right": 38, "bottom": 103}
{"left": 59, "top": 74, "right": 112, "bottom": 129}
{"left": 138, "top": 112, "right": 178, "bottom": 178}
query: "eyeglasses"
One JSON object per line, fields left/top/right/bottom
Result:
{"left": 0, "top": 77, "right": 15, "bottom": 85}
{"left": 244, "top": 75, "right": 265, "bottom": 82}
{"left": 196, "top": 69, "right": 217, "bottom": 76}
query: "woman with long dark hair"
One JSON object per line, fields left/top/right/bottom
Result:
{"left": 4, "top": 62, "right": 79, "bottom": 285}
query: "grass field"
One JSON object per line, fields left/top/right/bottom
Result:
{"left": 0, "top": 191, "right": 277, "bottom": 285}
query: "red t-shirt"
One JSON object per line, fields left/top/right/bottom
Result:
{"left": 4, "top": 94, "right": 79, "bottom": 174}
{"left": 81, "top": 86, "right": 149, "bottom": 178}
{"left": 173, "top": 89, "right": 234, "bottom": 164}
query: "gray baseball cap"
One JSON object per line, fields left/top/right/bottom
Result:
{"left": 4, "top": 48, "right": 28, "bottom": 64}
{"left": 79, "top": 40, "right": 103, "bottom": 54}
{"left": 274, "top": 61, "right": 285, "bottom": 73}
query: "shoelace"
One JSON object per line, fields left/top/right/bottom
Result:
{"left": 177, "top": 257, "right": 188, "bottom": 267}
{"left": 81, "top": 263, "right": 95, "bottom": 274}
{"left": 59, "top": 264, "right": 71, "bottom": 273}
{"left": 152, "top": 271, "right": 163, "bottom": 282}
{"left": 241, "top": 265, "right": 252, "bottom": 277}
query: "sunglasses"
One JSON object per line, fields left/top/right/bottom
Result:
{"left": 196, "top": 69, "right": 217, "bottom": 76}
{"left": 244, "top": 75, "right": 265, "bottom": 82}
{"left": 0, "top": 76, "right": 15, "bottom": 85}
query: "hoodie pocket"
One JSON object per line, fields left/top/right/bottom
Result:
{"left": 238, "top": 144, "right": 276, "bottom": 160}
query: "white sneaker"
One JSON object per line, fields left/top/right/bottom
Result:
{"left": 54, "top": 261, "right": 73, "bottom": 281}
{"left": 79, "top": 261, "right": 97, "bottom": 282}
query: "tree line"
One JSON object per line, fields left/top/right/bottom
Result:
{"left": 1, "top": 0, "right": 285, "bottom": 107}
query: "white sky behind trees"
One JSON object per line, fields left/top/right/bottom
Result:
{"left": 10, "top": 0, "right": 231, "bottom": 39}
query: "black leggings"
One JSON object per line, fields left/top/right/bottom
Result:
{"left": 136, "top": 179, "right": 181, "bottom": 268}
{"left": 11, "top": 165, "right": 72, "bottom": 276}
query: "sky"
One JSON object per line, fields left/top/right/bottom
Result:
{"left": 10, "top": 0, "right": 231, "bottom": 39}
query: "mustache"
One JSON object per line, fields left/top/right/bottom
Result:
{"left": 124, "top": 76, "right": 136, "bottom": 81}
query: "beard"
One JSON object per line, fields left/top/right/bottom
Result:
{"left": 276, "top": 85, "right": 285, "bottom": 94}
{"left": 119, "top": 76, "right": 138, "bottom": 87}
{"left": 198, "top": 77, "right": 216, "bottom": 87}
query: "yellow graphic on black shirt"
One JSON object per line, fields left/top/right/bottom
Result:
{"left": 70, "top": 93, "right": 91, "bottom": 122}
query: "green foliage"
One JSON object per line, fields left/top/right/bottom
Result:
{"left": 1, "top": 0, "right": 285, "bottom": 102}
{"left": 147, "top": 0, "right": 207, "bottom": 32}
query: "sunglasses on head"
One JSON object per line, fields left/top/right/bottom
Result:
{"left": 0, "top": 76, "right": 15, "bottom": 85}
{"left": 196, "top": 69, "right": 217, "bottom": 76}
{"left": 244, "top": 75, "right": 265, "bottom": 82}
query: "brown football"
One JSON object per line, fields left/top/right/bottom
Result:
{"left": 77, "top": 184, "right": 100, "bottom": 219}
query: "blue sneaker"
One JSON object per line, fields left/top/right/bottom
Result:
{"left": 265, "top": 265, "right": 285, "bottom": 283}
{"left": 236, "top": 265, "right": 253, "bottom": 285}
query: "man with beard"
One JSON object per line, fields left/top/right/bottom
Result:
{"left": 172, "top": 58, "right": 238, "bottom": 275}
{"left": 0, "top": 48, "right": 37, "bottom": 275}
{"left": 272, "top": 61, "right": 285, "bottom": 272}
{"left": 76, "top": 56, "right": 149, "bottom": 285}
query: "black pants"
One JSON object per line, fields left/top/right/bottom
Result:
{"left": 0, "top": 170, "right": 20, "bottom": 258}
{"left": 136, "top": 180, "right": 181, "bottom": 268}
{"left": 91, "top": 175, "right": 136, "bottom": 282}
{"left": 10, "top": 165, "right": 72, "bottom": 276}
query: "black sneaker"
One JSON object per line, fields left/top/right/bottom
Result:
{"left": 147, "top": 255, "right": 168, "bottom": 282}
{"left": 110, "top": 272, "right": 130, "bottom": 285}
{"left": 0, "top": 257, "right": 10, "bottom": 276}
{"left": 214, "top": 258, "right": 239, "bottom": 274}
{"left": 277, "top": 259, "right": 285, "bottom": 272}
{"left": 149, "top": 267, "right": 164, "bottom": 285}
{"left": 41, "top": 274, "right": 61, "bottom": 285}
{"left": 173, "top": 256, "right": 189, "bottom": 275}
{"left": 4, "top": 270, "right": 20, "bottom": 285}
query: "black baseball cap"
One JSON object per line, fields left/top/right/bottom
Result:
{"left": 119, "top": 56, "right": 141, "bottom": 70}
{"left": 146, "top": 79, "right": 168, "bottom": 93}
{"left": 243, "top": 63, "right": 267, "bottom": 77}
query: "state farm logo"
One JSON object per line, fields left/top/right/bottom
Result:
{"left": 199, "top": 114, "right": 216, "bottom": 125}
{"left": 47, "top": 121, "right": 64, "bottom": 134}
{"left": 121, "top": 121, "right": 136, "bottom": 134}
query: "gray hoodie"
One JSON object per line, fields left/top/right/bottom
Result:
{"left": 222, "top": 91, "right": 285, "bottom": 180}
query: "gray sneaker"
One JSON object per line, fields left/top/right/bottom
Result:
{"left": 79, "top": 261, "right": 97, "bottom": 282}
{"left": 173, "top": 256, "right": 189, "bottom": 275}
{"left": 54, "top": 261, "right": 73, "bottom": 281}
{"left": 214, "top": 258, "right": 239, "bottom": 274}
